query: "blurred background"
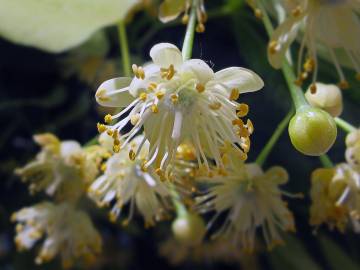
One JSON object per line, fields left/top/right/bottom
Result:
{"left": 0, "top": 0, "right": 359, "bottom": 269}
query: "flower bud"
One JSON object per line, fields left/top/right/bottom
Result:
{"left": 288, "top": 107, "right": 337, "bottom": 156}
{"left": 171, "top": 213, "right": 206, "bottom": 246}
{"left": 305, "top": 83, "right": 343, "bottom": 117}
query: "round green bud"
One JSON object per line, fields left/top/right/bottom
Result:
{"left": 171, "top": 213, "right": 206, "bottom": 246}
{"left": 288, "top": 107, "right": 337, "bottom": 156}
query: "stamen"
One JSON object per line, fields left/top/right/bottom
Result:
{"left": 209, "top": 102, "right": 222, "bottom": 110}
{"left": 95, "top": 89, "right": 110, "bottom": 102}
{"left": 310, "top": 83, "right": 317, "bottom": 94}
{"left": 151, "top": 104, "right": 159, "bottom": 113}
{"left": 291, "top": 6, "right": 302, "bottom": 17}
{"left": 236, "top": 103, "right": 249, "bottom": 117}
{"left": 196, "top": 23, "right": 205, "bottom": 33}
{"left": 229, "top": 88, "right": 240, "bottom": 101}
{"left": 156, "top": 90, "right": 165, "bottom": 99}
{"left": 104, "top": 114, "right": 112, "bottom": 124}
{"left": 130, "top": 114, "right": 141, "bottom": 125}
{"left": 113, "top": 145, "right": 120, "bottom": 153}
{"left": 268, "top": 41, "right": 279, "bottom": 54}
{"left": 129, "top": 149, "right": 136, "bottom": 161}
{"left": 196, "top": 83, "right": 205, "bottom": 93}
{"left": 139, "top": 92, "right": 147, "bottom": 101}
{"left": 97, "top": 123, "right": 107, "bottom": 133}
{"left": 171, "top": 93, "right": 179, "bottom": 104}
{"left": 147, "top": 82, "right": 158, "bottom": 91}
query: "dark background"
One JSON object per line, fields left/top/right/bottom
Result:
{"left": 0, "top": 1, "right": 359, "bottom": 269}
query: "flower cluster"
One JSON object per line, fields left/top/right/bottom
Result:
{"left": 310, "top": 128, "right": 360, "bottom": 232}
{"left": 12, "top": 202, "right": 102, "bottom": 269}
{"left": 95, "top": 43, "right": 263, "bottom": 174}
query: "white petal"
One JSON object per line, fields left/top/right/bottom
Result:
{"left": 60, "top": 141, "right": 82, "bottom": 157}
{"left": 95, "top": 77, "right": 134, "bottom": 107}
{"left": 181, "top": 59, "right": 214, "bottom": 84}
{"left": 149, "top": 43, "right": 183, "bottom": 68}
{"left": 208, "top": 67, "right": 264, "bottom": 93}
{"left": 129, "top": 64, "right": 160, "bottom": 96}
{"left": 268, "top": 16, "right": 303, "bottom": 69}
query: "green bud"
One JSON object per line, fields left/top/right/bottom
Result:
{"left": 288, "top": 107, "right": 337, "bottom": 156}
{"left": 171, "top": 213, "right": 206, "bottom": 246}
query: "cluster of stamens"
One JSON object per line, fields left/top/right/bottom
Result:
{"left": 181, "top": 0, "right": 207, "bottom": 33}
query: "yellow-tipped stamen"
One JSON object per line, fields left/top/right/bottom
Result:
{"left": 139, "top": 92, "right": 147, "bottom": 101}
{"left": 151, "top": 104, "right": 159, "bottom": 113}
{"left": 268, "top": 41, "right": 279, "bottom": 54}
{"left": 236, "top": 103, "right": 249, "bottom": 117}
{"left": 129, "top": 149, "right": 136, "bottom": 161}
{"left": 196, "top": 83, "right": 205, "bottom": 93}
{"left": 97, "top": 123, "right": 107, "bottom": 133}
{"left": 229, "top": 88, "right": 240, "bottom": 101}
{"left": 171, "top": 93, "right": 178, "bottom": 104}
{"left": 209, "top": 102, "right": 222, "bottom": 110}
{"left": 104, "top": 114, "right": 112, "bottom": 124}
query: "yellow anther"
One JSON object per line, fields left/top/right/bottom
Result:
{"left": 241, "top": 137, "right": 251, "bottom": 153}
{"left": 292, "top": 6, "right": 302, "bottom": 17}
{"left": 268, "top": 40, "right": 279, "bottom": 54}
{"left": 100, "top": 163, "right": 107, "bottom": 172}
{"left": 176, "top": 143, "right": 196, "bottom": 161}
{"left": 236, "top": 103, "right": 249, "bottom": 117}
{"left": 310, "top": 83, "right": 317, "bottom": 94}
{"left": 338, "top": 80, "right": 349, "bottom": 89}
{"left": 304, "top": 58, "right": 315, "bottom": 72}
{"left": 141, "top": 161, "right": 148, "bottom": 172}
{"left": 229, "top": 88, "right": 240, "bottom": 101}
{"left": 155, "top": 168, "right": 166, "bottom": 181}
{"left": 138, "top": 66, "right": 145, "bottom": 79}
{"left": 196, "top": 23, "right": 205, "bottom": 33}
{"left": 113, "top": 139, "right": 120, "bottom": 146}
{"left": 167, "top": 64, "right": 175, "bottom": 80}
{"left": 130, "top": 113, "right": 140, "bottom": 125}
{"left": 112, "top": 130, "right": 119, "bottom": 139}
{"left": 113, "top": 145, "right": 120, "bottom": 153}
{"left": 147, "top": 82, "right": 158, "bottom": 91}
{"left": 254, "top": 9, "right": 263, "bottom": 19}
{"left": 97, "top": 123, "right": 107, "bottom": 133}
{"left": 171, "top": 93, "right": 178, "bottom": 104}
{"left": 294, "top": 78, "right": 303, "bottom": 86}
{"left": 246, "top": 119, "right": 254, "bottom": 134}
{"left": 139, "top": 92, "right": 147, "bottom": 101}
{"left": 156, "top": 90, "right": 165, "bottom": 99}
{"left": 129, "top": 149, "right": 136, "bottom": 161}
{"left": 104, "top": 114, "right": 112, "bottom": 124}
{"left": 300, "top": 71, "right": 308, "bottom": 80}
{"left": 132, "top": 64, "right": 140, "bottom": 78}
{"left": 109, "top": 212, "right": 117, "bottom": 223}
{"left": 209, "top": 102, "right": 222, "bottom": 110}
{"left": 182, "top": 14, "right": 189, "bottom": 24}
{"left": 151, "top": 104, "right": 159, "bottom": 113}
{"left": 232, "top": 118, "right": 244, "bottom": 127}
{"left": 95, "top": 89, "right": 109, "bottom": 102}
{"left": 196, "top": 83, "right": 205, "bottom": 93}
{"left": 106, "top": 129, "right": 114, "bottom": 136}
{"left": 237, "top": 127, "right": 250, "bottom": 138}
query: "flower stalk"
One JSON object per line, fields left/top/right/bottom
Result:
{"left": 117, "top": 20, "right": 131, "bottom": 77}
{"left": 182, "top": 0, "right": 197, "bottom": 60}
{"left": 258, "top": 0, "right": 309, "bottom": 111}
{"left": 334, "top": 117, "right": 356, "bottom": 133}
{"left": 319, "top": 154, "right": 334, "bottom": 168}
{"left": 256, "top": 108, "right": 294, "bottom": 166}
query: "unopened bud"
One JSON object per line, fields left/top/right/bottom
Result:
{"left": 172, "top": 212, "right": 206, "bottom": 246}
{"left": 289, "top": 107, "right": 337, "bottom": 156}
{"left": 305, "top": 83, "right": 343, "bottom": 117}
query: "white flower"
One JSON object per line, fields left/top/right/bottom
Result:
{"left": 15, "top": 133, "right": 100, "bottom": 201}
{"left": 310, "top": 163, "right": 360, "bottom": 232}
{"left": 11, "top": 202, "right": 102, "bottom": 268}
{"left": 95, "top": 43, "right": 264, "bottom": 172}
{"left": 196, "top": 163, "right": 295, "bottom": 251}
{"left": 268, "top": 0, "right": 360, "bottom": 88}
{"left": 345, "top": 128, "right": 360, "bottom": 171}
{"left": 88, "top": 135, "right": 171, "bottom": 227}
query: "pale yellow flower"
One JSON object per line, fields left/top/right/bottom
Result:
{"left": 88, "top": 135, "right": 171, "bottom": 227}
{"left": 196, "top": 163, "right": 295, "bottom": 251}
{"left": 345, "top": 128, "right": 360, "bottom": 171}
{"left": 15, "top": 134, "right": 98, "bottom": 201}
{"left": 95, "top": 43, "right": 263, "bottom": 172}
{"left": 11, "top": 202, "right": 102, "bottom": 269}
{"left": 310, "top": 163, "right": 360, "bottom": 232}
{"left": 268, "top": 0, "right": 360, "bottom": 88}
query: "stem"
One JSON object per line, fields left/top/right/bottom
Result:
{"left": 334, "top": 117, "right": 356, "bottom": 133}
{"left": 181, "top": 0, "right": 197, "bottom": 60}
{"left": 117, "top": 20, "right": 131, "bottom": 77}
{"left": 258, "top": 0, "right": 308, "bottom": 111}
{"left": 319, "top": 154, "right": 334, "bottom": 168}
{"left": 170, "top": 184, "right": 187, "bottom": 217}
{"left": 256, "top": 108, "right": 294, "bottom": 166}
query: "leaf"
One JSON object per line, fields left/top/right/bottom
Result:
{"left": 0, "top": 0, "right": 139, "bottom": 53}
{"left": 318, "top": 234, "right": 359, "bottom": 270}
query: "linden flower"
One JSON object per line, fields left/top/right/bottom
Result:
{"left": 88, "top": 135, "right": 171, "bottom": 227}
{"left": 96, "top": 43, "right": 264, "bottom": 172}
{"left": 345, "top": 128, "right": 360, "bottom": 171}
{"left": 11, "top": 202, "right": 102, "bottom": 269}
{"left": 159, "top": 0, "right": 207, "bottom": 32}
{"left": 196, "top": 163, "right": 295, "bottom": 251}
{"left": 268, "top": 0, "right": 360, "bottom": 89}
{"left": 15, "top": 133, "right": 99, "bottom": 201}
{"left": 310, "top": 163, "right": 360, "bottom": 232}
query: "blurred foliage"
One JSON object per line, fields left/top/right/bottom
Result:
{"left": 0, "top": 0, "right": 359, "bottom": 269}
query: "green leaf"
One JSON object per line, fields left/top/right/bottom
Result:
{"left": 0, "top": 0, "right": 139, "bottom": 53}
{"left": 318, "top": 234, "right": 359, "bottom": 270}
